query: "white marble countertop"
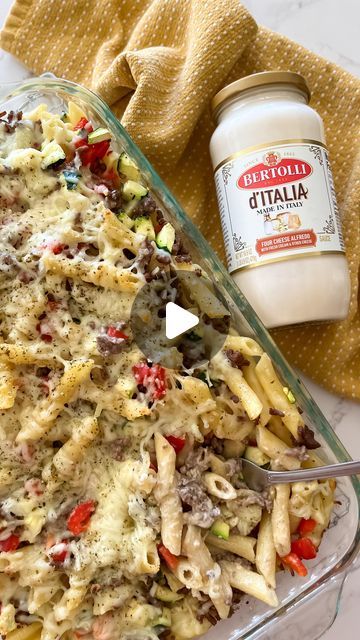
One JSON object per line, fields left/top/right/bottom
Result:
{"left": 0, "top": 1, "right": 359, "bottom": 638}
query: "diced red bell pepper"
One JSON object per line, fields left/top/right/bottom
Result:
{"left": 281, "top": 552, "right": 308, "bottom": 577}
{"left": 52, "top": 243, "right": 67, "bottom": 255}
{"left": 51, "top": 543, "right": 68, "bottom": 563}
{"left": 0, "top": 534, "right": 20, "bottom": 552}
{"left": 73, "top": 117, "right": 90, "bottom": 131}
{"left": 67, "top": 500, "right": 96, "bottom": 536}
{"left": 75, "top": 138, "right": 88, "bottom": 150}
{"left": 41, "top": 334, "right": 53, "bottom": 343}
{"left": 133, "top": 362, "right": 167, "bottom": 400}
{"left": 52, "top": 550, "right": 67, "bottom": 563}
{"left": 48, "top": 300, "right": 60, "bottom": 311}
{"left": 298, "top": 517, "right": 317, "bottom": 537}
{"left": 36, "top": 321, "right": 53, "bottom": 343}
{"left": 107, "top": 326, "right": 128, "bottom": 340}
{"left": 165, "top": 435, "right": 186, "bottom": 455}
{"left": 46, "top": 534, "right": 68, "bottom": 564}
{"left": 291, "top": 537, "right": 317, "bottom": 560}
{"left": 80, "top": 140, "right": 110, "bottom": 167}
{"left": 158, "top": 543, "right": 179, "bottom": 570}
{"left": 49, "top": 540, "right": 68, "bottom": 564}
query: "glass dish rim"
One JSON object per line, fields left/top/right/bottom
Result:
{"left": 1, "top": 76, "right": 359, "bottom": 639}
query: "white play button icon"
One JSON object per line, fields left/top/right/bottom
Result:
{"left": 130, "top": 269, "right": 229, "bottom": 367}
{"left": 165, "top": 302, "right": 199, "bottom": 340}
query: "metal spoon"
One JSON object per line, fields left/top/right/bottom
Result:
{"left": 241, "top": 458, "right": 360, "bottom": 492}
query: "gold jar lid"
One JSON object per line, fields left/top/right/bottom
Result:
{"left": 212, "top": 71, "right": 311, "bottom": 116}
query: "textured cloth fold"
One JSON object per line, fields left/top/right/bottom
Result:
{"left": 1, "top": 0, "right": 360, "bottom": 398}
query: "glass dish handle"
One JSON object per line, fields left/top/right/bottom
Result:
{"left": 249, "top": 571, "right": 347, "bottom": 640}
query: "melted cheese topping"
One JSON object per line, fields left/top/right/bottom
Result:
{"left": 0, "top": 106, "right": 334, "bottom": 640}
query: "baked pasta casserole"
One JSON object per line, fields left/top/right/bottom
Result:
{"left": 0, "top": 103, "right": 335, "bottom": 640}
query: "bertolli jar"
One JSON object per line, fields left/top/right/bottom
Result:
{"left": 210, "top": 71, "right": 350, "bottom": 328}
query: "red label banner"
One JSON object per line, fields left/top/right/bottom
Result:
{"left": 255, "top": 229, "right": 317, "bottom": 256}
{"left": 237, "top": 158, "right": 313, "bottom": 190}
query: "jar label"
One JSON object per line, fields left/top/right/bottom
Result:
{"left": 214, "top": 140, "right": 345, "bottom": 273}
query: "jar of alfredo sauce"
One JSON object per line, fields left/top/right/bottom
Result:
{"left": 210, "top": 72, "right": 350, "bottom": 328}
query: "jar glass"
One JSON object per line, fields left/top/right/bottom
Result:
{"left": 210, "top": 72, "right": 350, "bottom": 328}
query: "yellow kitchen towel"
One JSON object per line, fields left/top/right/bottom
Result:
{"left": 1, "top": 0, "right": 360, "bottom": 399}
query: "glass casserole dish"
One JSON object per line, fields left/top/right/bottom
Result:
{"left": 0, "top": 77, "right": 358, "bottom": 640}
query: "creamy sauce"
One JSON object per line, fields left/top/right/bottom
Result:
{"left": 210, "top": 73, "right": 350, "bottom": 328}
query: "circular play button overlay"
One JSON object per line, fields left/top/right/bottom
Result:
{"left": 130, "top": 269, "right": 230, "bottom": 370}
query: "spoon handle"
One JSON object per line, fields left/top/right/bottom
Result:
{"left": 268, "top": 459, "right": 360, "bottom": 485}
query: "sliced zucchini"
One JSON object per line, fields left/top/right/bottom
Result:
{"left": 68, "top": 101, "right": 87, "bottom": 127}
{"left": 88, "top": 127, "right": 111, "bottom": 144}
{"left": 211, "top": 519, "right": 230, "bottom": 540}
{"left": 63, "top": 169, "right": 79, "bottom": 190}
{"left": 41, "top": 141, "right": 66, "bottom": 169}
{"left": 244, "top": 446, "right": 270, "bottom": 467}
{"left": 123, "top": 198, "right": 142, "bottom": 217}
{"left": 122, "top": 180, "right": 148, "bottom": 201}
{"left": 153, "top": 625, "right": 170, "bottom": 636}
{"left": 156, "top": 223, "right": 175, "bottom": 253}
{"left": 134, "top": 216, "right": 155, "bottom": 240}
{"left": 118, "top": 152, "right": 140, "bottom": 181}
{"left": 283, "top": 386, "right": 296, "bottom": 404}
{"left": 154, "top": 608, "right": 172, "bottom": 628}
{"left": 117, "top": 212, "right": 134, "bottom": 229}
{"left": 154, "top": 585, "right": 183, "bottom": 603}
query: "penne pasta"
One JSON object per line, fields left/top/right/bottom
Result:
{"left": 208, "top": 452, "right": 229, "bottom": 477}
{"left": 206, "top": 533, "right": 256, "bottom": 563}
{"left": 17, "top": 359, "right": 94, "bottom": 441}
{"left": 256, "top": 425, "right": 301, "bottom": 471}
{"left": 183, "top": 525, "right": 232, "bottom": 619}
{"left": 41, "top": 251, "right": 141, "bottom": 293}
{"left": 211, "top": 350, "right": 263, "bottom": 420}
{"left": 155, "top": 433, "right": 183, "bottom": 555}
{"left": 224, "top": 335, "right": 264, "bottom": 357}
{"left": 101, "top": 208, "right": 139, "bottom": 249}
{"left": 221, "top": 560, "right": 278, "bottom": 608}
{"left": 242, "top": 358, "right": 272, "bottom": 426}
{"left": 6, "top": 622, "right": 42, "bottom": 640}
{"left": 53, "top": 416, "right": 99, "bottom": 477}
{"left": 181, "top": 375, "right": 216, "bottom": 412}
{"left": 268, "top": 415, "right": 294, "bottom": 447}
{"left": 0, "top": 343, "right": 59, "bottom": 366}
{"left": 255, "top": 353, "right": 304, "bottom": 438}
{"left": 256, "top": 511, "right": 277, "bottom": 589}
{"left": 272, "top": 484, "right": 291, "bottom": 557}
{"left": 0, "top": 362, "right": 18, "bottom": 409}
{"left": 177, "top": 272, "right": 229, "bottom": 318}
{"left": 175, "top": 560, "right": 204, "bottom": 590}
{"left": 203, "top": 472, "right": 237, "bottom": 500}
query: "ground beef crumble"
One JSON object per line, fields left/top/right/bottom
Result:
{"left": 224, "top": 349, "right": 250, "bottom": 369}
{"left": 296, "top": 424, "right": 321, "bottom": 449}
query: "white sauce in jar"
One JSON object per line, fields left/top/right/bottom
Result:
{"left": 210, "top": 72, "right": 350, "bottom": 328}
